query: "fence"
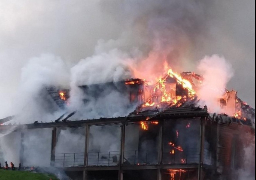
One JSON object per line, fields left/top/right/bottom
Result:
{"left": 55, "top": 148, "right": 200, "bottom": 167}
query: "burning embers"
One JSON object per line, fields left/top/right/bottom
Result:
{"left": 125, "top": 79, "right": 143, "bottom": 85}
{"left": 169, "top": 142, "right": 183, "bottom": 153}
{"left": 168, "top": 169, "right": 187, "bottom": 180}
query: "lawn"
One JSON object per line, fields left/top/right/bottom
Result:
{"left": 0, "top": 169, "right": 59, "bottom": 180}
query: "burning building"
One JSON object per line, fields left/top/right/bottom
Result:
{"left": 0, "top": 67, "right": 254, "bottom": 180}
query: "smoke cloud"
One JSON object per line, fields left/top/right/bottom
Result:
{"left": 196, "top": 55, "right": 234, "bottom": 113}
{"left": 0, "top": 0, "right": 254, "bottom": 120}
{"left": 68, "top": 49, "right": 134, "bottom": 119}
{"left": 237, "top": 137, "right": 255, "bottom": 180}
{"left": 12, "top": 54, "right": 69, "bottom": 124}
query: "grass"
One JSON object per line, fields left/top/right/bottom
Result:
{"left": 0, "top": 169, "right": 59, "bottom": 180}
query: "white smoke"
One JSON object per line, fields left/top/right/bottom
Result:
{"left": 71, "top": 50, "right": 131, "bottom": 86}
{"left": 12, "top": 54, "right": 69, "bottom": 124}
{"left": 196, "top": 55, "right": 234, "bottom": 113}
{"left": 237, "top": 136, "right": 255, "bottom": 180}
{"left": 68, "top": 49, "right": 134, "bottom": 119}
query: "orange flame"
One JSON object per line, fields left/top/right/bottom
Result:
{"left": 168, "top": 69, "right": 196, "bottom": 97}
{"left": 169, "top": 142, "right": 184, "bottom": 152}
{"left": 168, "top": 169, "right": 187, "bottom": 180}
{"left": 142, "top": 102, "right": 155, "bottom": 107}
{"left": 59, "top": 91, "right": 66, "bottom": 101}
{"left": 174, "top": 146, "right": 183, "bottom": 152}
{"left": 125, "top": 79, "right": 142, "bottom": 85}
{"left": 140, "top": 117, "right": 159, "bottom": 130}
{"left": 141, "top": 122, "right": 148, "bottom": 130}
{"left": 170, "top": 149, "right": 175, "bottom": 154}
{"left": 151, "top": 121, "right": 159, "bottom": 125}
{"left": 234, "top": 110, "right": 242, "bottom": 119}
{"left": 142, "top": 67, "right": 196, "bottom": 110}
{"left": 169, "top": 142, "right": 175, "bottom": 146}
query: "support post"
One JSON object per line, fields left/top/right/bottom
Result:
{"left": 118, "top": 123, "right": 125, "bottom": 180}
{"left": 157, "top": 120, "right": 163, "bottom": 180}
{"left": 19, "top": 131, "right": 24, "bottom": 166}
{"left": 157, "top": 169, "right": 162, "bottom": 180}
{"left": 215, "top": 122, "right": 219, "bottom": 170}
{"left": 83, "top": 170, "right": 88, "bottom": 180}
{"left": 198, "top": 117, "right": 205, "bottom": 180}
{"left": 50, "top": 127, "right": 57, "bottom": 166}
{"left": 158, "top": 120, "right": 163, "bottom": 164}
{"left": 83, "top": 125, "right": 90, "bottom": 180}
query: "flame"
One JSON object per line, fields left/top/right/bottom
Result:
{"left": 153, "top": 76, "right": 177, "bottom": 105}
{"left": 168, "top": 69, "right": 196, "bottom": 97}
{"left": 169, "top": 142, "right": 184, "bottom": 152}
{"left": 151, "top": 121, "right": 159, "bottom": 125}
{"left": 139, "top": 66, "right": 197, "bottom": 131}
{"left": 168, "top": 169, "right": 186, "bottom": 180}
{"left": 140, "top": 117, "right": 159, "bottom": 130}
{"left": 59, "top": 91, "right": 66, "bottom": 101}
{"left": 170, "top": 149, "right": 175, "bottom": 154}
{"left": 138, "top": 64, "right": 251, "bottom": 131}
{"left": 141, "top": 122, "right": 148, "bottom": 130}
{"left": 142, "top": 102, "right": 155, "bottom": 107}
{"left": 125, "top": 79, "right": 142, "bottom": 85}
{"left": 234, "top": 110, "right": 241, "bottom": 118}
{"left": 174, "top": 146, "right": 183, "bottom": 152}
{"left": 169, "top": 142, "right": 175, "bottom": 146}
{"left": 125, "top": 81, "right": 135, "bottom": 85}
{"left": 142, "top": 67, "right": 196, "bottom": 110}
{"left": 234, "top": 110, "right": 246, "bottom": 121}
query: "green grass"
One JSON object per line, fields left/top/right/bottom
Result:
{"left": 0, "top": 169, "right": 59, "bottom": 180}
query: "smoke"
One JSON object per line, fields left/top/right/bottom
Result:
{"left": 196, "top": 55, "right": 234, "bottom": 113}
{"left": 98, "top": 0, "right": 213, "bottom": 81}
{"left": 36, "top": 167, "right": 71, "bottom": 180}
{"left": 0, "top": 0, "right": 254, "bottom": 119}
{"left": 12, "top": 54, "right": 69, "bottom": 124}
{"left": 237, "top": 137, "right": 255, "bottom": 180}
{"left": 0, "top": 131, "right": 21, "bottom": 165}
{"left": 23, "top": 129, "right": 52, "bottom": 167}
{"left": 68, "top": 49, "right": 134, "bottom": 119}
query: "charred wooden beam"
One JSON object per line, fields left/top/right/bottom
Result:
{"left": 83, "top": 125, "right": 90, "bottom": 180}
{"left": 50, "top": 127, "right": 57, "bottom": 166}
{"left": 118, "top": 123, "right": 126, "bottom": 180}
{"left": 157, "top": 121, "right": 163, "bottom": 180}
{"left": 198, "top": 117, "right": 205, "bottom": 180}
{"left": 157, "top": 168, "right": 162, "bottom": 180}
{"left": 0, "top": 113, "right": 209, "bottom": 131}
{"left": 19, "top": 131, "right": 24, "bottom": 166}
{"left": 0, "top": 116, "right": 14, "bottom": 124}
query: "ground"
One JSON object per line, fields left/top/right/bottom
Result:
{"left": 0, "top": 169, "right": 59, "bottom": 180}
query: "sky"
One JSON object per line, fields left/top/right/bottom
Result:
{"left": 0, "top": 0, "right": 255, "bottom": 118}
